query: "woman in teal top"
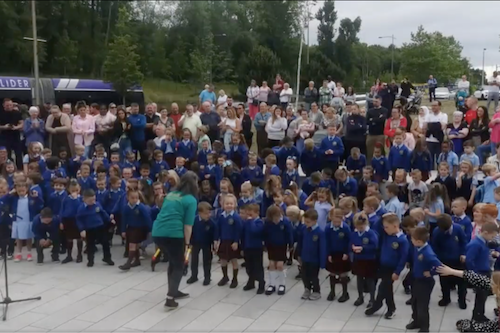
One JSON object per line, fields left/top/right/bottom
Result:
{"left": 152, "top": 171, "right": 198, "bottom": 309}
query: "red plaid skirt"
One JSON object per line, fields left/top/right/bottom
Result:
{"left": 217, "top": 240, "right": 240, "bottom": 261}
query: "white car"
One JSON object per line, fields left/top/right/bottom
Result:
{"left": 434, "top": 87, "right": 452, "bottom": 100}
{"left": 474, "top": 86, "right": 491, "bottom": 100}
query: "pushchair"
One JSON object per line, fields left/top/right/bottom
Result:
{"left": 455, "top": 90, "right": 468, "bottom": 112}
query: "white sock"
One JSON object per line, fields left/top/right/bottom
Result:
{"left": 268, "top": 270, "right": 276, "bottom": 286}
{"left": 278, "top": 271, "right": 286, "bottom": 286}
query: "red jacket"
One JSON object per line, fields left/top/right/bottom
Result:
{"left": 384, "top": 117, "right": 408, "bottom": 147}
{"left": 465, "top": 109, "right": 477, "bottom": 125}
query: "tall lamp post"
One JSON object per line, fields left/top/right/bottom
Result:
{"left": 209, "top": 33, "right": 227, "bottom": 84}
{"left": 379, "top": 35, "right": 396, "bottom": 80}
{"left": 482, "top": 48, "right": 487, "bottom": 86}
{"left": 25, "top": 0, "right": 46, "bottom": 106}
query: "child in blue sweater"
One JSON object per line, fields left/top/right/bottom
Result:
{"left": 388, "top": 132, "right": 411, "bottom": 173}
{"left": 451, "top": 197, "right": 473, "bottom": 242}
{"left": 241, "top": 203, "right": 265, "bottom": 294}
{"left": 350, "top": 212, "right": 379, "bottom": 308}
{"left": 371, "top": 144, "right": 390, "bottom": 183}
{"left": 32, "top": 208, "right": 61, "bottom": 264}
{"left": 286, "top": 205, "right": 305, "bottom": 278}
{"left": 281, "top": 157, "right": 299, "bottom": 189}
{"left": 325, "top": 208, "right": 351, "bottom": 303}
{"left": 299, "top": 208, "right": 327, "bottom": 301}
{"left": 346, "top": 147, "right": 366, "bottom": 181}
{"left": 319, "top": 124, "right": 344, "bottom": 171}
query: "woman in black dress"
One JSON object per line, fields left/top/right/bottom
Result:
{"left": 45, "top": 105, "right": 73, "bottom": 157}
{"left": 236, "top": 103, "right": 253, "bottom": 150}
{"left": 113, "top": 107, "right": 131, "bottom": 158}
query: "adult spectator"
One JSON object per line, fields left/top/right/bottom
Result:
{"left": 0, "top": 98, "right": 23, "bottom": 168}
{"left": 90, "top": 103, "right": 100, "bottom": 116}
{"left": 246, "top": 79, "right": 260, "bottom": 120}
{"left": 294, "top": 109, "right": 315, "bottom": 153}
{"left": 284, "top": 105, "right": 296, "bottom": 129}
{"left": 326, "top": 76, "right": 336, "bottom": 94}
{"left": 93, "top": 104, "right": 116, "bottom": 153}
{"left": 489, "top": 105, "right": 500, "bottom": 154}
{"left": 113, "top": 106, "right": 131, "bottom": 157}
{"left": 304, "top": 81, "right": 318, "bottom": 111}
{"left": 410, "top": 106, "right": 429, "bottom": 140}
{"left": 72, "top": 101, "right": 95, "bottom": 158}
{"left": 464, "top": 96, "right": 479, "bottom": 125}
{"left": 319, "top": 80, "right": 332, "bottom": 108}
{"left": 344, "top": 104, "right": 367, "bottom": 156}
{"left": 23, "top": 106, "right": 45, "bottom": 147}
{"left": 199, "top": 84, "right": 216, "bottom": 106}
{"left": 216, "top": 90, "right": 228, "bottom": 110}
{"left": 487, "top": 71, "right": 500, "bottom": 112}
{"left": 366, "top": 96, "right": 387, "bottom": 161}
{"left": 378, "top": 82, "right": 394, "bottom": 111}
{"left": 457, "top": 75, "right": 470, "bottom": 94}
{"left": 179, "top": 105, "right": 202, "bottom": 141}
{"left": 108, "top": 103, "right": 117, "bottom": 116}
{"left": 220, "top": 107, "right": 241, "bottom": 151}
{"left": 258, "top": 81, "right": 271, "bottom": 104}
{"left": 427, "top": 74, "right": 437, "bottom": 102}
{"left": 267, "top": 85, "right": 281, "bottom": 107}
{"left": 424, "top": 100, "right": 448, "bottom": 166}
{"left": 265, "top": 106, "right": 287, "bottom": 148}
{"left": 400, "top": 77, "right": 414, "bottom": 98}
{"left": 62, "top": 103, "right": 73, "bottom": 118}
{"left": 46, "top": 105, "right": 73, "bottom": 157}
{"left": 332, "top": 82, "right": 345, "bottom": 112}
{"left": 200, "top": 101, "right": 221, "bottom": 143}
{"left": 152, "top": 171, "right": 198, "bottom": 309}
{"left": 370, "top": 78, "right": 382, "bottom": 96}
{"left": 155, "top": 106, "right": 175, "bottom": 132}
{"left": 344, "top": 86, "right": 356, "bottom": 105}
{"left": 470, "top": 106, "right": 490, "bottom": 164}
{"left": 308, "top": 102, "right": 324, "bottom": 129}
{"left": 254, "top": 103, "right": 271, "bottom": 154}
{"left": 384, "top": 106, "right": 407, "bottom": 148}
{"left": 279, "top": 83, "right": 293, "bottom": 110}
{"left": 275, "top": 74, "right": 284, "bottom": 93}
{"left": 144, "top": 103, "right": 159, "bottom": 143}
{"left": 41, "top": 101, "right": 52, "bottom": 120}
{"left": 226, "top": 96, "right": 234, "bottom": 109}
{"left": 446, "top": 111, "right": 469, "bottom": 156}
{"left": 169, "top": 103, "right": 182, "bottom": 139}
{"left": 388, "top": 80, "right": 399, "bottom": 109}
{"left": 128, "top": 103, "right": 147, "bottom": 154}
{"left": 313, "top": 106, "right": 339, "bottom": 146}
{"left": 236, "top": 103, "right": 253, "bottom": 150}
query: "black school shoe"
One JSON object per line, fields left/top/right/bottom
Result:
{"left": 187, "top": 276, "right": 198, "bottom": 284}
{"left": 203, "top": 278, "right": 211, "bottom": 286}
{"left": 102, "top": 258, "right": 115, "bottom": 266}
{"left": 173, "top": 291, "right": 189, "bottom": 299}
{"left": 265, "top": 286, "right": 276, "bottom": 295}
{"left": 164, "top": 298, "right": 178, "bottom": 309}
{"left": 405, "top": 321, "right": 420, "bottom": 330}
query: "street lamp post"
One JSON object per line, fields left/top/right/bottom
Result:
{"left": 482, "top": 48, "right": 487, "bottom": 85}
{"left": 379, "top": 35, "right": 396, "bottom": 80}
{"left": 209, "top": 33, "right": 227, "bottom": 84}
{"left": 25, "top": 0, "right": 46, "bottom": 106}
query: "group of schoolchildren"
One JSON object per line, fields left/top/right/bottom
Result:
{"left": 2, "top": 109, "right": 500, "bottom": 333}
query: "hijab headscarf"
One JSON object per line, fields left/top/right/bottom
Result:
{"left": 418, "top": 106, "right": 430, "bottom": 128}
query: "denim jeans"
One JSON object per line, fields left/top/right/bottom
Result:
{"left": 119, "top": 137, "right": 131, "bottom": 162}
{"left": 83, "top": 146, "right": 91, "bottom": 158}
{"left": 476, "top": 143, "right": 492, "bottom": 165}
{"left": 487, "top": 91, "right": 500, "bottom": 113}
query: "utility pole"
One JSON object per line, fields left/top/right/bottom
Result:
{"left": 482, "top": 48, "right": 487, "bottom": 85}
{"left": 379, "top": 35, "right": 396, "bottom": 80}
{"left": 25, "top": 0, "right": 46, "bottom": 106}
{"left": 306, "top": 0, "right": 311, "bottom": 65}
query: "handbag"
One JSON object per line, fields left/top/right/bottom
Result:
{"left": 252, "top": 99, "right": 259, "bottom": 106}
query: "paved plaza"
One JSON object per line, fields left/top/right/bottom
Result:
{"left": 0, "top": 245, "right": 495, "bottom": 333}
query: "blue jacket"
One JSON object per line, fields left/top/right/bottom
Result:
{"left": 276, "top": 146, "right": 299, "bottom": 171}
{"left": 41, "top": 168, "right": 67, "bottom": 200}
{"left": 325, "top": 222, "right": 351, "bottom": 255}
{"left": 349, "top": 228, "right": 378, "bottom": 260}
{"left": 23, "top": 118, "right": 45, "bottom": 146}
{"left": 60, "top": 195, "right": 82, "bottom": 219}
{"left": 47, "top": 191, "right": 67, "bottom": 217}
{"left": 241, "top": 217, "right": 264, "bottom": 250}
{"left": 216, "top": 211, "right": 242, "bottom": 243}
{"left": 371, "top": 156, "right": 390, "bottom": 181}
{"left": 299, "top": 225, "right": 327, "bottom": 268}
{"left": 346, "top": 155, "right": 366, "bottom": 174}
{"left": 228, "top": 144, "right": 249, "bottom": 168}
{"left": 452, "top": 215, "right": 473, "bottom": 242}
{"left": 282, "top": 170, "right": 300, "bottom": 189}
{"left": 237, "top": 197, "right": 256, "bottom": 210}
{"left": 466, "top": 236, "right": 491, "bottom": 274}
{"left": 241, "top": 166, "right": 264, "bottom": 184}
{"left": 176, "top": 140, "right": 196, "bottom": 161}
{"left": 226, "top": 171, "right": 243, "bottom": 195}
{"left": 343, "top": 212, "right": 356, "bottom": 231}
{"left": 174, "top": 166, "right": 187, "bottom": 178}
{"left": 264, "top": 218, "right": 293, "bottom": 247}
{"left": 32, "top": 214, "right": 60, "bottom": 240}
{"left": 121, "top": 203, "right": 152, "bottom": 232}
{"left": 160, "top": 139, "right": 177, "bottom": 155}
{"left": 201, "top": 164, "right": 223, "bottom": 190}
{"left": 7, "top": 194, "right": 44, "bottom": 221}
{"left": 336, "top": 177, "right": 358, "bottom": 197}
{"left": 128, "top": 114, "right": 147, "bottom": 142}
{"left": 379, "top": 231, "right": 409, "bottom": 275}
{"left": 388, "top": 144, "right": 411, "bottom": 171}
{"left": 302, "top": 179, "right": 326, "bottom": 197}
{"left": 319, "top": 136, "right": 344, "bottom": 162}
{"left": 431, "top": 224, "right": 467, "bottom": 263}
{"left": 75, "top": 202, "right": 110, "bottom": 231}
{"left": 191, "top": 216, "right": 217, "bottom": 247}
{"left": 410, "top": 151, "right": 433, "bottom": 172}
{"left": 300, "top": 147, "right": 322, "bottom": 176}
{"left": 412, "top": 243, "right": 442, "bottom": 279}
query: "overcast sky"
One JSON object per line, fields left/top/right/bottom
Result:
{"left": 308, "top": 1, "right": 500, "bottom": 75}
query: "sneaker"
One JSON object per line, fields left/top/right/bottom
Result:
{"left": 187, "top": 276, "right": 198, "bottom": 284}
{"left": 384, "top": 310, "right": 395, "bottom": 320}
{"left": 13, "top": 254, "right": 21, "bottom": 262}
{"left": 301, "top": 289, "right": 311, "bottom": 300}
{"left": 265, "top": 285, "right": 276, "bottom": 295}
{"left": 7, "top": 254, "right": 13, "bottom": 260}
{"left": 164, "top": 297, "right": 178, "bottom": 309}
{"left": 26, "top": 254, "right": 33, "bottom": 262}
{"left": 277, "top": 285, "right": 286, "bottom": 295}
{"left": 309, "top": 292, "right": 321, "bottom": 301}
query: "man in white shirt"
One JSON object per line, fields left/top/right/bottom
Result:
{"left": 488, "top": 71, "right": 500, "bottom": 112}
{"left": 93, "top": 104, "right": 116, "bottom": 153}
{"left": 424, "top": 100, "right": 448, "bottom": 167}
{"left": 457, "top": 75, "right": 470, "bottom": 94}
{"left": 327, "top": 75, "right": 336, "bottom": 95}
{"left": 279, "top": 83, "right": 293, "bottom": 110}
{"left": 178, "top": 104, "right": 202, "bottom": 140}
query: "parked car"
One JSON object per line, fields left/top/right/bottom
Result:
{"left": 474, "top": 86, "right": 492, "bottom": 100}
{"left": 435, "top": 87, "right": 452, "bottom": 100}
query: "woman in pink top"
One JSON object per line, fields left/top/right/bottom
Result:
{"left": 489, "top": 106, "right": 500, "bottom": 154}
{"left": 72, "top": 102, "right": 95, "bottom": 157}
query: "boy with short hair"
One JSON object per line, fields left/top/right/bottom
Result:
{"left": 371, "top": 143, "right": 390, "bottom": 183}
{"left": 459, "top": 140, "right": 480, "bottom": 172}
{"left": 32, "top": 208, "right": 61, "bottom": 264}
{"left": 319, "top": 124, "right": 344, "bottom": 171}
{"left": 385, "top": 183, "right": 403, "bottom": 221}
{"left": 408, "top": 170, "right": 428, "bottom": 209}
{"left": 409, "top": 208, "right": 426, "bottom": 227}
{"left": 346, "top": 147, "right": 366, "bottom": 180}
{"left": 300, "top": 138, "right": 322, "bottom": 176}
{"left": 437, "top": 140, "right": 459, "bottom": 177}
{"left": 401, "top": 216, "right": 418, "bottom": 298}
{"left": 451, "top": 197, "right": 473, "bottom": 242}
{"left": 241, "top": 203, "right": 265, "bottom": 294}
{"left": 431, "top": 214, "right": 467, "bottom": 309}
{"left": 482, "top": 164, "right": 500, "bottom": 204}
{"left": 406, "top": 227, "right": 442, "bottom": 333}
{"left": 388, "top": 133, "right": 411, "bottom": 174}
{"left": 365, "top": 214, "right": 409, "bottom": 319}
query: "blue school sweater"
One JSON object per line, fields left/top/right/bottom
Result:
{"left": 226, "top": 171, "right": 243, "bottom": 193}
{"left": 60, "top": 196, "right": 82, "bottom": 219}
{"left": 42, "top": 167, "right": 67, "bottom": 199}
{"left": 371, "top": 156, "right": 390, "bottom": 181}
{"left": 47, "top": 190, "right": 67, "bottom": 217}
{"left": 0, "top": 194, "right": 11, "bottom": 227}
{"left": 452, "top": 215, "right": 473, "bottom": 242}
{"left": 379, "top": 231, "right": 409, "bottom": 275}
{"left": 302, "top": 179, "right": 325, "bottom": 197}
{"left": 267, "top": 164, "right": 280, "bottom": 176}
{"left": 466, "top": 236, "right": 491, "bottom": 274}
{"left": 277, "top": 146, "right": 300, "bottom": 171}
{"left": 368, "top": 213, "right": 382, "bottom": 232}
{"left": 319, "top": 136, "right": 344, "bottom": 163}
{"left": 346, "top": 155, "right": 366, "bottom": 175}
{"left": 349, "top": 227, "right": 379, "bottom": 260}
{"left": 228, "top": 144, "right": 249, "bottom": 167}
{"left": 191, "top": 216, "right": 217, "bottom": 247}
{"left": 300, "top": 147, "right": 322, "bottom": 176}
{"left": 216, "top": 211, "right": 242, "bottom": 243}
{"left": 121, "top": 203, "right": 152, "bottom": 232}
{"left": 388, "top": 144, "right": 411, "bottom": 171}
{"left": 300, "top": 224, "right": 327, "bottom": 268}
{"left": 297, "top": 190, "right": 308, "bottom": 211}
{"left": 431, "top": 224, "right": 466, "bottom": 263}
{"left": 282, "top": 170, "right": 299, "bottom": 189}
{"left": 202, "top": 164, "right": 223, "bottom": 188}
{"left": 264, "top": 218, "right": 293, "bottom": 247}
{"left": 197, "top": 149, "right": 212, "bottom": 167}
{"left": 92, "top": 158, "right": 109, "bottom": 170}
{"left": 128, "top": 114, "right": 146, "bottom": 142}
{"left": 75, "top": 202, "right": 110, "bottom": 231}
{"left": 291, "top": 221, "right": 306, "bottom": 244}
{"left": 237, "top": 197, "right": 256, "bottom": 210}
{"left": 260, "top": 192, "right": 274, "bottom": 218}
{"left": 412, "top": 243, "right": 442, "bottom": 279}
{"left": 160, "top": 139, "right": 177, "bottom": 155}
{"left": 151, "top": 160, "right": 169, "bottom": 180}
{"left": 8, "top": 194, "right": 44, "bottom": 221}
{"left": 336, "top": 177, "right": 358, "bottom": 197}
{"left": 241, "top": 166, "right": 264, "bottom": 184}
{"left": 241, "top": 217, "right": 264, "bottom": 250}
{"left": 96, "top": 189, "right": 109, "bottom": 208}
{"left": 78, "top": 177, "right": 96, "bottom": 191}
{"left": 176, "top": 140, "right": 196, "bottom": 161}
{"left": 410, "top": 151, "right": 433, "bottom": 173}
{"left": 174, "top": 166, "right": 187, "bottom": 178}
{"left": 325, "top": 222, "right": 351, "bottom": 255}
{"left": 375, "top": 205, "right": 387, "bottom": 217}
{"left": 105, "top": 189, "right": 124, "bottom": 215}
{"left": 31, "top": 215, "right": 61, "bottom": 240}
{"left": 343, "top": 212, "right": 356, "bottom": 231}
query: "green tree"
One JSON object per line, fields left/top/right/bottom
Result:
{"left": 53, "top": 30, "right": 78, "bottom": 75}
{"left": 334, "top": 17, "right": 361, "bottom": 80}
{"left": 103, "top": 6, "right": 143, "bottom": 104}
{"left": 237, "top": 45, "right": 281, "bottom": 93}
{"left": 316, "top": 0, "right": 336, "bottom": 60}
